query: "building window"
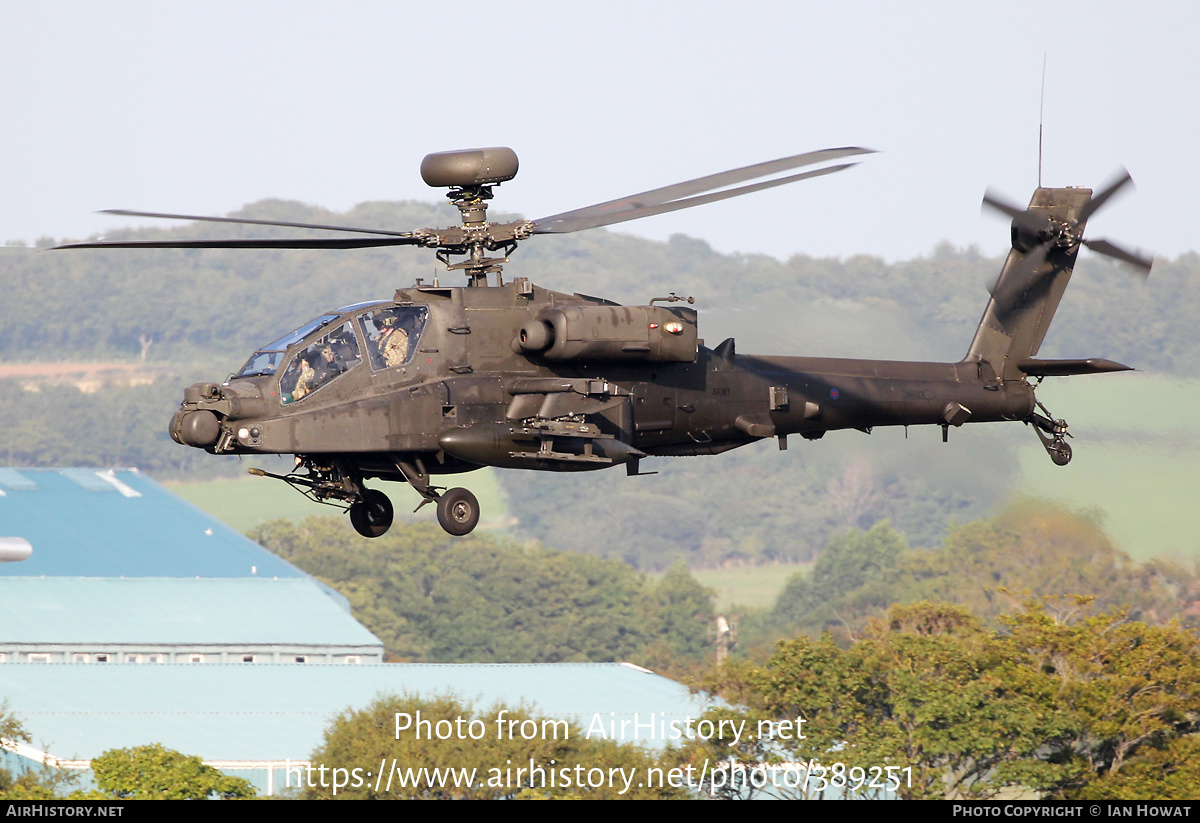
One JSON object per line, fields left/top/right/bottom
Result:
{"left": 0, "top": 653, "right": 7, "bottom": 663}
{"left": 73, "top": 653, "right": 90, "bottom": 663}
{"left": 242, "top": 654, "right": 255, "bottom": 663}
{"left": 147, "top": 654, "right": 163, "bottom": 664}
{"left": 189, "top": 654, "right": 204, "bottom": 664}
{"left": 95, "top": 654, "right": 110, "bottom": 663}
{"left": 28, "top": 653, "right": 51, "bottom": 663}
{"left": 126, "top": 654, "right": 143, "bottom": 664}
{"left": 295, "top": 655, "right": 308, "bottom": 664}
{"left": 344, "top": 655, "right": 361, "bottom": 665}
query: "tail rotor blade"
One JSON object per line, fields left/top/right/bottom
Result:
{"left": 1076, "top": 169, "right": 1134, "bottom": 224}
{"left": 982, "top": 190, "right": 1026, "bottom": 220}
{"left": 1082, "top": 237, "right": 1153, "bottom": 277}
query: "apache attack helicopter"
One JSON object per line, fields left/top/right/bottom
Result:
{"left": 57, "top": 146, "right": 1152, "bottom": 537}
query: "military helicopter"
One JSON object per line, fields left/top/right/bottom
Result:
{"left": 57, "top": 146, "right": 1152, "bottom": 537}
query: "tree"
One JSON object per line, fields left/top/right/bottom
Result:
{"left": 305, "top": 693, "right": 686, "bottom": 799}
{"left": 765, "top": 603, "right": 1050, "bottom": 799}
{"left": 771, "top": 520, "right": 907, "bottom": 632}
{"left": 903, "top": 501, "right": 1195, "bottom": 625}
{"left": 1000, "top": 601, "right": 1200, "bottom": 798}
{"left": 90, "top": 743, "right": 255, "bottom": 800}
{"left": 1070, "top": 735, "right": 1200, "bottom": 801}
{"left": 0, "top": 698, "right": 27, "bottom": 748}
{"left": 756, "top": 503, "right": 1197, "bottom": 652}
{"left": 0, "top": 700, "right": 42, "bottom": 799}
{"left": 640, "top": 561, "right": 717, "bottom": 669}
{"left": 252, "top": 518, "right": 717, "bottom": 665}
{"left": 0, "top": 700, "right": 84, "bottom": 800}
{"left": 690, "top": 600, "right": 1200, "bottom": 800}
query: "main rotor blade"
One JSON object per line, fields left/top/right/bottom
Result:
{"left": 534, "top": 162, "right": 862, "bottom": 235}
{"left": 54, "top": 237, "right": 422, "bottom": 251}
{"left": 531, "top": 146, "right": 873, "bottom": 234}
{"left": 1076, "top": 169, "right": 1133, "bottom": 224}
{"left": 982, "top": 190, "right": 1027, "bottom": 220}
{"left": 101, "top": 209, "right": 416, "bottom": 238}
{"left": 1082, "top": 237, "right": 1153, "bottom": 276}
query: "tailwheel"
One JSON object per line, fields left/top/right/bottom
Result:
{"left": 436, "top": 487, "right": 480, "bottom": 536}
{"left": 1028, "top": 399, "right": 1073, "bottom": 468}
{"left": 1050, "top": 440, "right": 1072, "bottom": 466}
{"left": 349, "top": 488, "right": 394, "bottom": 538}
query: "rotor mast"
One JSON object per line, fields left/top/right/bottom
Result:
{"left": 441, "top": 183, "right": 509, "bottom": 287}
{"left": 419, "top": 147, "right": 531, "bottom": 287}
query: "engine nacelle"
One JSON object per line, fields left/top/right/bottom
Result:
{"left": 517, "top": 305, "right": 697, "bottom": 363}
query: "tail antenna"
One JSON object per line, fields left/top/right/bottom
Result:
{"left": 1038, "top": 53, "right": 1047, "bottom": 188}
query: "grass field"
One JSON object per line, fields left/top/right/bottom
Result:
{"left": 1015, "top": 373, "right": 1200, "bottom": 562}
{"left": 1019, "top": 445, "right": 1200, "bottom": 562}
{"left": 168, "top": 467, "right": 514, "bottom": 534}
{"left": 690, "top": 564, "right": 808, "bottom": 612}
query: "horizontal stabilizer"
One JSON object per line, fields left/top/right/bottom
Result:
{"left": 1017, "top": 358, "right": 1133, "bottom": 377}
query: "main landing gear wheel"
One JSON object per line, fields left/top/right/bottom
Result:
{"left": 349, "top": 488, "right": 394, "bottom": 538}
{"left": 437, "top": 487, "right": 480, "bottom": 536}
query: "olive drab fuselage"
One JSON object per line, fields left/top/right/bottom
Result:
{"left": 57, "top": 145, "right": 1152, "bottom": 535}
{"left": 171, "top": 274, "right": 1041, "bottom": 482}
{"left": 166, "top": 182, "right": 1147, "bottom": 536}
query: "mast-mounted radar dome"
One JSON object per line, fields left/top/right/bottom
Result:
{"left": 420, "top": 147, "right": 519, "bottom": 189}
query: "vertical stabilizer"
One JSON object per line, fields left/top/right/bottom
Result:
{"left": 965, "top": 187, "right": 1092, "bottom": 381}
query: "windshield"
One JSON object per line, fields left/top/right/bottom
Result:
{"left": 280, "top": 321, "right": 362, "bottom": 404}
{"left": 358, "top": 306, "right": 429, "bottom": 370}
{"left": 234, "top": 313, "right": 341, "bottom": 378}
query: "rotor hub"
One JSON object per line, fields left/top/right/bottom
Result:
{"left": 1011, "top": 212, "right": 1074, "bottom": 254}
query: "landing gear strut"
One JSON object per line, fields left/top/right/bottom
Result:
{"left": 248, "top": 457, "right": 483, "bottom": 538}
{"left": 1027, "top": 399, "right": 1073, "bottom": 466}
{"left": 248, "top": 460, "right": 400, "bottom": 538}
{"left": 398, "top": 459, "right": 482, "bottom": 536}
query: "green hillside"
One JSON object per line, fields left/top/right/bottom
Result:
{"left": 1016, "top": 373, "right": 1200, "bottom": 561}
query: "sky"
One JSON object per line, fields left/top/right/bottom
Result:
{"left": 2, "top": 1, "right": 1196, "bottom": 263}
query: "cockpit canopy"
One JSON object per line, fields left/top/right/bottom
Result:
{"left": 234, "top": 304, "right": 429, "bottom": 404}
{"left": 235, "top": 313, "right": 341, "bottom": 379}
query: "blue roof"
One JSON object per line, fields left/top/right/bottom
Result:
{"left": 0, "top": 468, "right": 707, "bottom": 793}
{"left": 0, "top": 468, "right": 304, "bottom": 579}
{"left": 0, "top": 578, "right": 379, "bottom": 645}
{"left": 0, "top": 663, "right": 706, "bottom": 762}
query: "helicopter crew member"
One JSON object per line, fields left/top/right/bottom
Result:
{"left": 377, "top": 314, "right": 409, "bottom": 368}
{"left": 292, "top": 352, "right": 319, "bottom": 400}
{"left": 316, "top": 344, "right": 342, "bottom": 383}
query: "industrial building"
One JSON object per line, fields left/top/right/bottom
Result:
{"left": 0, "top": 468, "right": 704, "bottom": 795}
